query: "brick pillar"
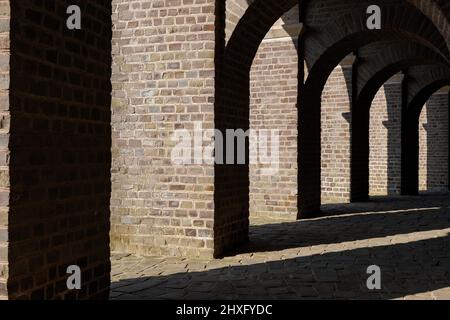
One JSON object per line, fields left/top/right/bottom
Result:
{"left": 351, "top": 106, "right": 370, "bottom": 201}
{"left": 297, "top": 23, "right": 320, "bottom": 218}
{"left": 298, "top": 89, "right": 321, "bottom": 218}
{"left": 3, "top": 0, "right": 112, "bottom": 300}
{"left": 0, "top": 0, "right": 9, "bottom": 301}
{"left": 401, "top": 113, "right": 420, "bottom": 195}
{"left": 401, "top": 74, "right": 419, "bottom": 195}
{"left": 350, "top": 53, "right": 370, "bottom": 202}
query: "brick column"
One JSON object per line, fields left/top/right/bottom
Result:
{"left": 401, "top": 74, "right": 420, "bottom": 195}
{"left": 297, "top": 12, "right": 320, "bottom": 218}
{"left": 298, "top": 88, "right": 321, "bottom": 217}
{"left": 350, "top": 52, "right": 371, "bottom": 202}
{"left": 401, "top": 113, "right": 420, "bottom": 195}
{"left": 351, "top": 108, "right": 370, "bottom": 201}
{"left": 3, "top": 0, "right": 112, "bottom": 300}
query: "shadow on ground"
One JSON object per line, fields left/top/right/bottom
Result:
{"left": 240, "top": 194, "right": 450, "bottom": 253}
{"left": 111, "top": 194, "right": 450, "bottom": 300}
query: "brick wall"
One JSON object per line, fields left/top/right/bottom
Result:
{"left": 0, "top": 0, "right": 9, "bottom": 301}
{"left": 419, "top": 92, "right": 449, "bottom": 192}
{"left": 369, "top": 78, "right": 403, "bottom": 196}
{"left": 111, "top": 0, "right": 216, "bottom": 258}
{"left": 249, "top": 37, "right": 298, "bottom": 219}
{"left": 7, "top": 0, "right": 112, "bottom": 299}
{"left": 321, "top": 64, "right": 352, "bottom": 204}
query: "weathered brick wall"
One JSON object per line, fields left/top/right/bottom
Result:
{"left": 321, "top": 64, "right": 352, "bottom": 204}
{"left": 0, "top": 0, "right": 9, "bottom": 301}
{"left": 111, "top": 0, "right": 216, "bottom": 258}
{"left": 7, "top": 0, "right": 111, "bottom": 299}
{"left": 369, "top": 77, "right": 403, "bottom": 196}
{"left": 419, "top": 92, "right": 449, "bottom": 192}
{"left": 249, "top": 37, "right": 298, "bottom": 219}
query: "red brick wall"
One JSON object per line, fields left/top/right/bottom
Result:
{"left": 111, "top": 0, "right": 216, "bottom": 258}
{"left": 7, "top": 0, "right": 112, "bottom": 299}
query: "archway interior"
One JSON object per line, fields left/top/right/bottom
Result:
{"left": 215, "top": 0, "right": 450, "bottom": 256}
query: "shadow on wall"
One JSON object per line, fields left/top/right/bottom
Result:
{"left": 111, "top": 194, "right": 450, "bottom": 299}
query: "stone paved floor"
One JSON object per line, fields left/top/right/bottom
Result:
{"left": 110, "top": 194, "right": 450, "bottom": 300}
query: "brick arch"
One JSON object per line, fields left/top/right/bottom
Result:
{"left": 349, "top": 41, "right": 448, "bottom": 201}
{"left": 401, "top": 67, "right": 450, "bottom": 195}
{"left": 408, "top": 0, "right": 450, "bottom": 54}
{"left": 303, "top": 5, "right": 449, "bottom": 91}
{"left": 356, "top": 43, "right": 448, "bottom": 106}
{"left": 214, "top": 0, "right": 450, "bottom": 255}
{"left": 407, "top": 67, "right": 450, "bottom": 118}
{"left": 224, "top": 1, "right": 449, "bottom": 79}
